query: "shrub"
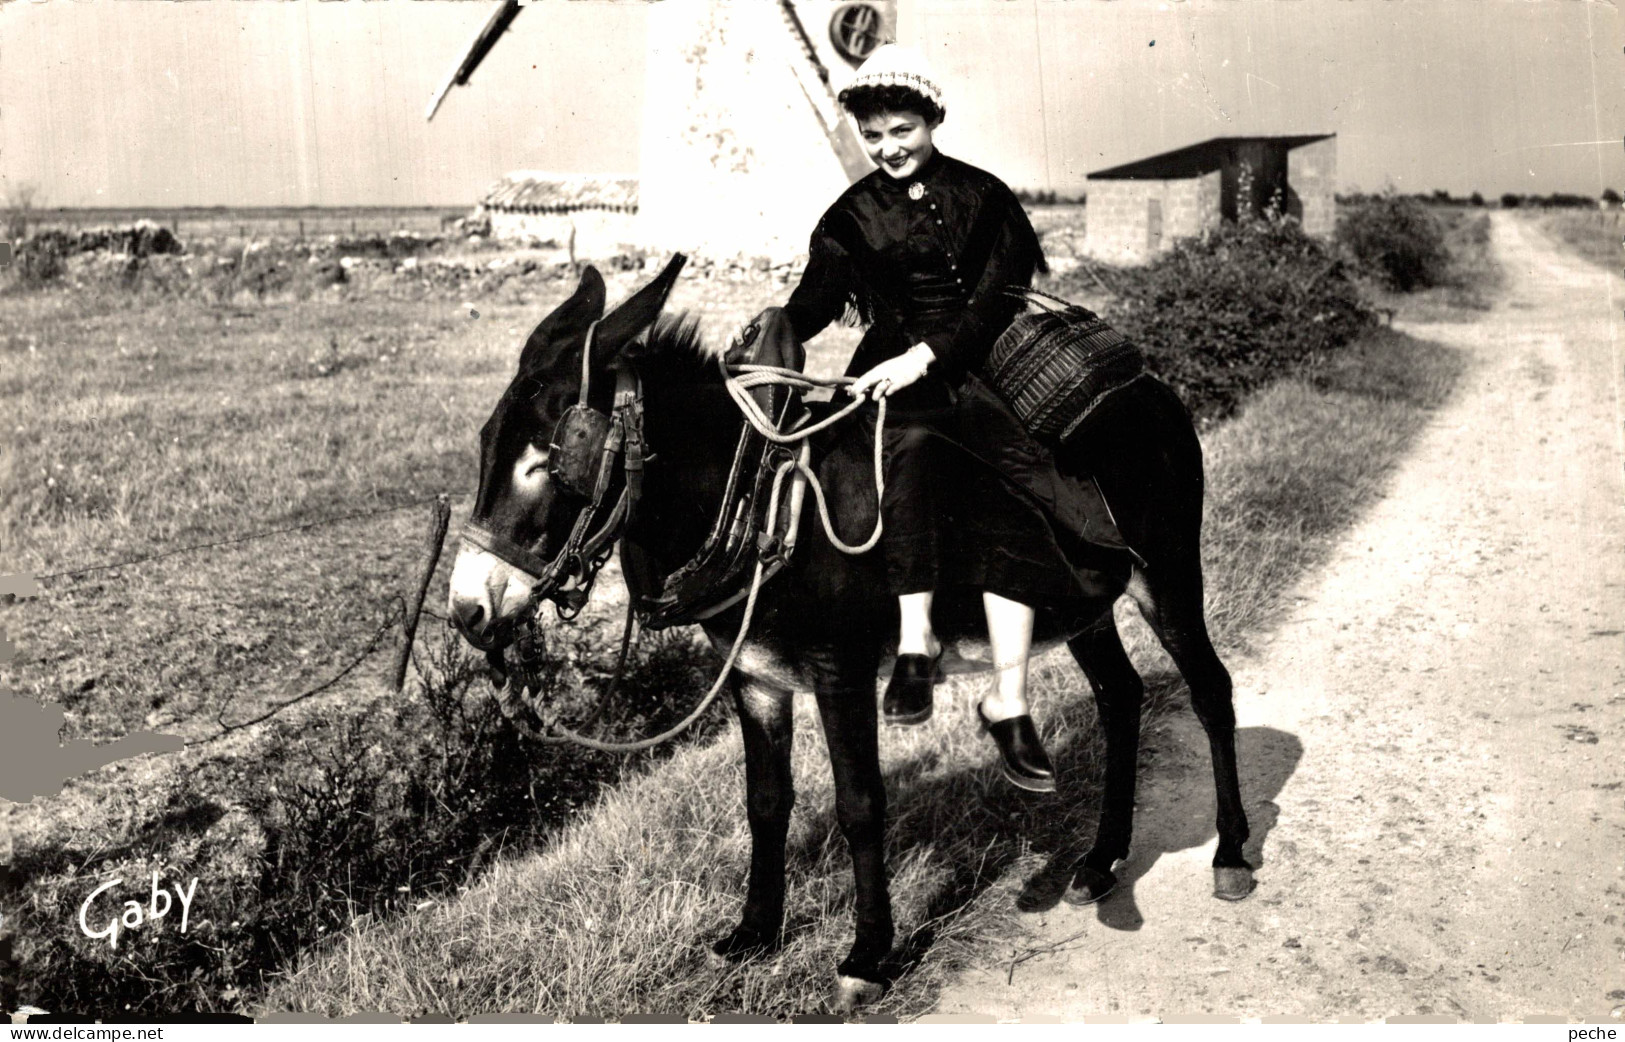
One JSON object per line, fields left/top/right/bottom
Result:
{"left": 1500, "top": 193, "right": 1522, "bottom": 209}
{"left": 1015, "top": 188, "right": 1069, "bottom": 206}
{"left": 12, "top": 233, "right": 69, "bottom": 287}
{"left": 1084, "top": 215, "right": 1374, "bottom": 420}
{"left": 1335, "top": 194, "right": 1450, "bottom": 292}
{"left": 6, "top": 223, "right": 188, "bottom": 292}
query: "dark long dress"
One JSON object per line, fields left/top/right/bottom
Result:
{"left": 781, "top": 149, "right": 1103, "bottom": 605}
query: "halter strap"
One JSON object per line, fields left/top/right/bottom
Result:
{"left": 459, "top": 519, "right": 557, "bottom": 578}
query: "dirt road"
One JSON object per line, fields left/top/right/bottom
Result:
{"left": 933, "top": 214, "right": 1625, "bottom": 1021}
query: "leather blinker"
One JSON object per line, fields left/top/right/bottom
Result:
{"left": 548, "top": 404, "right": 613, "bottom": 499}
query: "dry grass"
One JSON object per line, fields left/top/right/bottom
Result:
{"left": 258, "top": 326, "right": 1465, "bottom": 1020}
{"left": 1528, "top": 209, "right": 1624, "bottom": 275}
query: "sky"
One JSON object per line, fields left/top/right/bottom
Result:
{"left": 1, "top": 0, "right": 1621, "bottom": 209}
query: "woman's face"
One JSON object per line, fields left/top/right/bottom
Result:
{"left": 857, "top": 111, "right": 938, "bottom": 180}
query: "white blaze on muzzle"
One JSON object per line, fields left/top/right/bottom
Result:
{"left": 447, "top": 542, "right": 538, "bottom": 632}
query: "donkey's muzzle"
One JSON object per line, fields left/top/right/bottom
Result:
{"left": 450, "top": 598, "right": 492, "bottom": 646}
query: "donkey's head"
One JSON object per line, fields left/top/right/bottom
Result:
{"left": 448, "top": 255, "right": 685, "bottom": 650}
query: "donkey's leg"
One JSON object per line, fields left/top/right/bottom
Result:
{"left": 710, "top": 671, "right": 796, "bottom": 963}
{"left": 1126, "top": 561, "right": 1255, "bottom": 900}
{"left": 1064, "top": 613, "right": 1144, "bottom": 905}
{"left": 811, "top": 654, "right": 893, "bottom": 1011}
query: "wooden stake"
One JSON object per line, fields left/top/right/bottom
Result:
{"left": 393, "top": 494, "right": 452, "bottom": 691}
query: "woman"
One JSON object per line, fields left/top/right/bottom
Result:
{"left": 747, "top": 45, "right": 1061, "bottom": 792}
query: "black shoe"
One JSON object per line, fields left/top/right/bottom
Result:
{"left": 883, "top": 652, "right": 941, "bottom": 726}
{"left": 977, "top": 705, "right": 1057, "bottom": 792}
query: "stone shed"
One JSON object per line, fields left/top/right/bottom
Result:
{"left": 476, "top": 173, "right": 639, "bottom": 258}
{"left": 1082, "top": 135, "right": 1337, "bottom": 264}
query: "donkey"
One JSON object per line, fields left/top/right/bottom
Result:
{"left": 447, "top": 256, "right": 1253, "bottom": 1011}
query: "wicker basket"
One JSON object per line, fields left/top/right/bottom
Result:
{"left": 981, "top": 288, "right": 1147, "bottom": 444}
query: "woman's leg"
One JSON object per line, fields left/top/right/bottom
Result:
{"left": 981, "top": 588, "right": 1033, "bottom": 718}
{"left": 886, "top": 589, "right": 941, "bottom": 725}
{"left": 880, "top": 423, "right": 939, "bottom": 597}
{"left": 980, "top": 591, "right": 1034, "bottom": 721}
{"left": 897, "top": 591, "right": 940, "bottom": 658}
{"left": 977, "top": 591, "right": 1055, "bottom": 791}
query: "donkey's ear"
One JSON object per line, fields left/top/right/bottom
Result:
{"left": 590, "top": 253, "right": 687, "bottom": 369}
{"left": 517, "top": 265, "right": 607, "bottom": 375}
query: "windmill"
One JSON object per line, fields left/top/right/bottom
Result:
{"left": 428, "top": 0, "right": 899, "bottom": 263}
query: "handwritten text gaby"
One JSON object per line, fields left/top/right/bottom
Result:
{"left": 78, "top": 873, "right": 199, "bottom": 950}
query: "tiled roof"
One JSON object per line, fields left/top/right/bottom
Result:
{"left": 478, "top": 173, "right": 639, "bottom": 213}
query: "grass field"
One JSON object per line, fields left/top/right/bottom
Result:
{"left": 5, "top": 212, "right": 1475, "bottom": 1019}
{"left": 0, "top": 267, "right": 843, "bottom": 1017}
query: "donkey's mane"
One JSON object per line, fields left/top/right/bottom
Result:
{"left": 617, "top": 311, "right": 721, "bottom": 385}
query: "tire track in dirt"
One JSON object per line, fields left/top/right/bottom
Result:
{"left": 932, "top": 213, "right": 1625, "bottom": 1020}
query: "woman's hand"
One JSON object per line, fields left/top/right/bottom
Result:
{"left": 849, "top": 343, "right": 936, "bottom": 399}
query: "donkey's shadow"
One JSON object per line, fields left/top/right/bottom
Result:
{"left": 1009, "top": 707, "right": 1301, "bottom": 930}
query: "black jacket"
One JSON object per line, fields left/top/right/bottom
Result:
{"left": 782, "top": 150, "right": 1048, "bottom": 386}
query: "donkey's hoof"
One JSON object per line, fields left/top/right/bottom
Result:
{"left": 832, "top": 975, "right": 885, "bottom": 1014}
{"left": 1212, "top": 866, "right": 1256, "bottom": 901}
{"left": 707, "top": 925, "right": 777, "bottom": 968}
{"left": 1063, "top": 865, "right": 1118, "bottom": 906}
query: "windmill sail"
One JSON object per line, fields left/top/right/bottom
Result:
{"left": 777, "top": 0, "right": 873, "bottom": 181}
{"left": 425, "top": 0, "right": 522, "bottom": 122}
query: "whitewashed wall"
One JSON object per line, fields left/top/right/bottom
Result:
{"left": 637, "top": 0, "right": 858, "bottom": 264}
{"left": 487, "top": 211, "right": 640, "bottom": 258}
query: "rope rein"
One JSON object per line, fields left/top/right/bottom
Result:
{"left": 719, "top": 358, "right": 887, "bottom": 555}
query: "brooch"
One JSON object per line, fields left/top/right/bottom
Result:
{"left": 908, "top": 182, "right": 925, "bottom": 201}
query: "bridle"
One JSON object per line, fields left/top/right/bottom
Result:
{"left": 459, "top": 319, "right": 650, "bottom": 620}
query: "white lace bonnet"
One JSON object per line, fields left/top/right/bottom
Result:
{"left": 843, "top": 44, "right": 946, "bottom": 118}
